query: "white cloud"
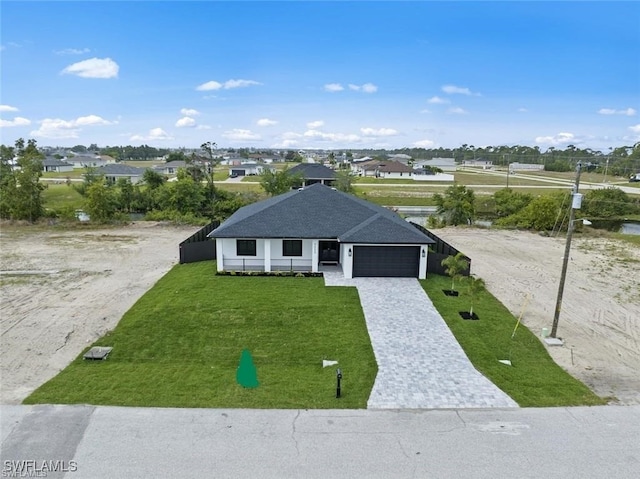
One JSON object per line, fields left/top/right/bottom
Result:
{"left": 324, "top": 83, "right": 344, "bottom": 92}
{"left": 419, "top": 109, "right": 431, "bottom": 114}
{"left": 180, "top": 108, "right": 200, "bottom": 116}
{"left": 442, "top": 84, "right": 477, "bottom": 95}
{"left": 273, "top": 139, "right": 300, "bottom": 148}
{"left": 447, "top": 107, "right": 468, "bottom": 114}
{"left": 61, "top": 57, "right": 119, "bottom": 79}
{"left": 348, "top": 83, "right": 378, "bottom": 93}
{"left": 175, "top": 117, "right": 196, "bottom": 128}
{"left": 130, "top": 128, "right": 173, "bottom": 142}
{"left": 413, "top": 139, "right": 435, "bottom": 148}
{"left": 518, "top": 108, "right": 528, "bottom": 112}
{"left": 54, "top": 47, "right": 90, "bottom": 55}
{"left": 535, "top": 132, "right": 579, "bottom": 146}
{"left": 628, "top": 124, "right": 640, "bottom": 133}
{"left": 0, "top": 105, "right": 19, "bottom": 112}
{"left": 222, "top": 129, "right": 261, "bottom": 141}
{"left": 0, "top": 117, "right": 31, "bottom": 128}
{"left": 30, "top": 115, "right": 114, "bottom": 138}
{"left": 224, "top": 79, "right": 261, "bottom": 89}
{"left": 360, "top": 127, "right": 398, "bottom": 137}
{"left": 196, "top": 124, "right": 212, "bottom": 130}
{"left": 196, "top": 79, "right": 261, "bottom": 91}
{"left": 281, "top": 132, "right": 302, "bottom": 140}
{"left": 196, "top": 81, "right": 223, "bottom": 91}
{"left": 303, "top": 129, "right": 361, "bottom": 143}
{"left": 427, "top": 96, "right": 449, "bottom": 104}
{"left": 598, "top": 108, "right": 636, "bottom": 116}
{"left": 74, "top": 115, "right": 114, "bottom": 126}
{"left": 257, "top": 118, "right": 278, "bottom": 127}
{"left": 307, "top": 120, "right": 324, "bottom": 129}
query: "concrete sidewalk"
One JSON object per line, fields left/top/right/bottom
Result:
{"left": 2, "top": 405, "right": 638, "bottom": 479}
{"left": 323, "top": 272, "right": 517, "bottom": 409}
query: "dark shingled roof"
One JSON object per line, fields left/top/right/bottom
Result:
{"left": 287, "top": 163, "right": 336, "bottom": 180}
{"left": 209, "top": 183, "right": 434, "bottom": 245}
{"left": 100, "top": 164, "right": 147, "bottom": 175}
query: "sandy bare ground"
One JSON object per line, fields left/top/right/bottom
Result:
{"left": 1, "top": 222, "right": 638, "bottom": 406}
{"left": 435, "top": 227, "right": 640, "bottom": 405}
{"left": 0, "top": 222, "right": 198, "bottom": 404}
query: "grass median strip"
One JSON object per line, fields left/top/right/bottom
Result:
{"left": 420, "top": 275, "right": 605, "bottom": 407}
{"left": 24, "top": 261, "right": 377, "bottom": 409}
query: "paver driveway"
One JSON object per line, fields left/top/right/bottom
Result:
{"left": 324, "top": 271, "right": 518, "bottom": 409}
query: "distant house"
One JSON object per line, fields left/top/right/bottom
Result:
{"left": 155, "top": 161, "right": 186, "bottom": 175}
{"left": 42, "top": 158, "right": 74, "bottom": 173}
{"left": 98, "top": 164, "right": 147, "bottom": 184}
{"left": 286, "top": 163, "right": 336, "bottom": 187}
{"left": 208, "top": 183, "right": 435, "bottom": 278}
{"left": 66, "top": 155, "right": 108, "bottom": 169}
{"left": 229, "top": 162, "right": 272, "bottom": 176}
{"left": 387, "top": 153, "right": 412, "bottom": 165}
{"left": 377, "top": 160, "right": 414, "bottom": 179}
{"left": 462, "top": 159, "right": 493, "bottom": 169}
{"left": 414, "top": 158, "right": 457, "bottom": 172}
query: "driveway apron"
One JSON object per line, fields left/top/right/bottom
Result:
{"left": 324, "top": 272, "right": 518, "bottom": 409}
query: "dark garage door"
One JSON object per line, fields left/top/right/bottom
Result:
{"left": 353, "top": 246, "right": 420, "bottom": 277}
{"left": 231, "top": 169, "right": 246, "bottom": 176}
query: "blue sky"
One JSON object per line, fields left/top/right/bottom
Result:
{"left": 1, "top": 1, "right": 639, "bottom": 151}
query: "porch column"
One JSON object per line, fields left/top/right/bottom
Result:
{"left": 311, "top": 240, "right": 319, "bottom": 273}
{"left": 419, "top": 244, "right": 427, "bottom": 280}
{"left": 216, "top": 239, "right": 224, "bottom": 272}
{"left": 264, "top": 239, "right": 271, "bottom": 272}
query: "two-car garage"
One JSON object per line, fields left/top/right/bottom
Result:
{"left": 352, "top": 245, "right": 420, "bottom": 278}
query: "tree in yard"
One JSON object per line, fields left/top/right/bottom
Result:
{"left": 0, "top": 138, "right": 46, "bottom": 221}
{"left": 493, "top": 188, "right": 533, "bottom": 217}
{"left": 142, "top": 168, "right": 166, "bottom": 189}
{"left": 334, "top": 169, "right": 355, "bottom": 193}
{"left": 116, "top": 178, "right": 135, "bottom": 213}
{"left": 200, "top": 141, "right": 219, "bottom": 218}
{"left": 259, "top": 168, "right": 301, "bottom": 196}
{"left": 495, "top": 192, "right": 569, "bottom": 231}
{"left": 433, "top": 184, "right": 476, "bottom": 226}
{"left": 84, "top": 179, "right": 118, "bottom": 222}
{"left": 441, "top": 252, "right": 469, "bottom": 292}
{"left": 464, "top": 275, "right": 486, "bottom": 317}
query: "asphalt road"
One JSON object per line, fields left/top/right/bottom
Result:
{"left": 2, "top": 405, "right": 638, "bottom": 478}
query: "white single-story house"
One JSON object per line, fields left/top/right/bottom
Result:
{"left": 42, "top": 158, "right": 74, "bottom": 173}
{"left": 208, "top": 183, "right": 435, "bottom": 279}
{"left": 462, "top": 159, "right": 493, "bottom": 169}
{"left": 229, "top": 162, "right": 271, "bottom": 176}
{"left": 98, "top": 164, "right": 147, "bottom": 184}
{"left": 155, "top": 160, "right": 187, "bottom": 175}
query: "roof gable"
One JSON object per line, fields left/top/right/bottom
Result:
{"left": 210, "top": 184, "right": 433, "bottom": 244}
{"left": 287, "top": 163, "right": 336, "bottom": 179}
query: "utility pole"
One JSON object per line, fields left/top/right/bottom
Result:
{"left": 602, "top": 157, "right": 609, "bottom": 184}
{"left": 550, "top": 162, "right": 582, "bottom": 339}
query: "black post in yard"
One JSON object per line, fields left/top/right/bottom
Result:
{"left": 336, "top": 369, "right": 342, "bottom": 398}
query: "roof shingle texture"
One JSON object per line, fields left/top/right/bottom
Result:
{"left": 210, "top": 183, "right": 434, "bottom": 244}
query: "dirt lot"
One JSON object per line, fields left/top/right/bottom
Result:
{"left": 0, "top": 222, "right": 198, "bottom": 404}
{"left": 1, "top": 223, "right": 639, "bottom": 405}
{"left": 436, "top": 227, "right": 640, "bottom": 405}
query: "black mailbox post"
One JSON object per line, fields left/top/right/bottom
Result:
{"left": 336, "top": 368, "right": 342, "bottom": 398}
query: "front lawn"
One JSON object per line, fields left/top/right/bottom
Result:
{"left": 24, "top": 262, "right": 377, "bottom": 408}
{"left": 421, "top": 275, "right": 605, "bottom": 407}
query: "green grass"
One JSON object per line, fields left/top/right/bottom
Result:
{"left": 420, "top": 275, "right": 605, "bottom": 407}
{"left": 42, "top": 184, "right": 84, "bottom": 211}
{"left": 24, "top": 262, "right": 377, "bottom": 408}
{"left": 42, "top": 169, "right": 87, "bottom": 179}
